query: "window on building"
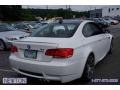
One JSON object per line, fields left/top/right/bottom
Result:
{"left": 108, "top": 8, "right": 110, "bottom": 13}
{"left": 116, "top": 8, "right": 119, "bottom": 10}
{"left": 112, "top": 8, "right": 114, "bottom": 11}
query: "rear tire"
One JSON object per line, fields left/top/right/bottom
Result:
{"left": 0, "top": 39, "right": 6, "bottom": 51}
{"left": 108, "top": 39, "right": 113, "bottom": 55}
{"left": 82, "top": 54, "right": 95, "bottom": 81}
{"left": 111, "top": 22, "right": 114, "bottom": 25}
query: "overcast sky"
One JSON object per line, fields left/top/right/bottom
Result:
{"left": 22, "top": 5, "right": 106, "bottom": 11}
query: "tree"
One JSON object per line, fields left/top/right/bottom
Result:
{"left": 0, "top": 5, "right": 22, "bottom": 21}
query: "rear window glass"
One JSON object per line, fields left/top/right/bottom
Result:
{"left": 31, "top": 23, "right": 80, "bottom": 38}
{"left": 14, "top": 24, "right": 27, "bottom": 29}
{"left": 0, "top": 24, "right": 14, "bottom": 32}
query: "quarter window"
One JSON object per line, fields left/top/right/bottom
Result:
{"left": 82, "top": 23, "right": 103, "bottom": 37}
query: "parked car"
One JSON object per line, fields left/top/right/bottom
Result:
{"left": 87, "top": 18, "right": 109, "bottom": 28}
{"left": 112, "top": 19, "right": 119, "bottom": 25}
{"left": 14, "top": 22, "right": 34, "bottom": 33}
{"left": 27, "top": 22, "right": 38, "bottom": 29}
{"left": 114, "top": 17, "right": 120, "bottom": 22}
{"left": 104, "top": 18, "right": 119, "bottom": 25}
{"left": 0, "top": 23, "right": 29, "bottom": 50}
{"left": 98, "top": 18, "right": 111, "bottom": 27}
{"left": 33, "top": 22, "right": 48, "bottom": 29}
{"left": 9, "top": 20, "right": 113, "bottom": 83}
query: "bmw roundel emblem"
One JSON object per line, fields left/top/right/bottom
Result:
{"left": 27, "top": 45, "right": 31, "bottom": 50}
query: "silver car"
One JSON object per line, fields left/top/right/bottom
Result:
{"left": 14, "top": 23, "right": 34, "bottom": 33}
{"left": 0, "top": 24, "right": 29, "bottom": 50}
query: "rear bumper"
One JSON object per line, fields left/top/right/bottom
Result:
{"left": 12, "top": 68, "right": 81, "bottom": 83}
{"left": 9, "top": 55, "right": 83, "bottom": 83}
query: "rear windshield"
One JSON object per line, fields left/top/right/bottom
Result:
{"left": 31, "top": 23, "right": 80, "bottom": 38}
{"left": 0, "top": 24, "right": 15, "bottom": 32}
{"left": 14, "top": 24, "right": 27, "bottom": 29}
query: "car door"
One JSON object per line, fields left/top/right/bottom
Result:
{"left": 82, "top": 22, "right": 111, "bottom": 62}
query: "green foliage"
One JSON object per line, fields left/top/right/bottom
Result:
{"left": 0, "top": 5, "right": 22, "bottom": 21}
{"left": 23, "top": 8, "right": 89, "bottom": 19}
{"left": 22, "top": 13, "right": 36, "bottom": 21}
{"left": 22, "top": 10, "right": 36, "bottom": 21}
{"left": 0, "top": 5, "right": 89, "bottom": 21}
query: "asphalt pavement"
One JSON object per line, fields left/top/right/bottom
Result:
{"left": 1, "top": 24, "right": 120, "bottom": 85}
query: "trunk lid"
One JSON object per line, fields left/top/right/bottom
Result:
{"left": 12, "top": 37, "right": 63, "bottom": 62}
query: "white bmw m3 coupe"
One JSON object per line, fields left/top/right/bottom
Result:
{"left": 9, "top": 20, "right": 113, "bottom": 83}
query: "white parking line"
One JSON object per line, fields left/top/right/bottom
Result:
{"left": 0, "top": 69, "right": 14, "bottom": 72}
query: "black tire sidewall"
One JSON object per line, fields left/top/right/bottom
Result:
{"left": 108, "top": 39, "right": 113, "bottom": 54}
{"left": 82, "top": 54, "right": 95, "bottom": 81}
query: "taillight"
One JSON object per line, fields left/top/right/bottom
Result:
{"left": 11, "top": 45, "right": 18, "bottom": 53}
{"left": 45, "top": 48, "right": 73, "bottom": 58}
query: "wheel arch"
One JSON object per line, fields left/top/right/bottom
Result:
{"left": 0, "top": 38, "right": 5, "bottom": 44}
{"left": 78, "top": 46, "right": 96, "bottom": 77}
{"left": 0, "top": 38, "right": 7, "bottom": 50}
{"left": 84, "top": 52, "right": 95, "bottom": 66}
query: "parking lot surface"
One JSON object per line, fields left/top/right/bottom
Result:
{"left": 1, "top": 24, "right": 120, "bottom": 85}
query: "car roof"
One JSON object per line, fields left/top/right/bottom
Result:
{"left": 50, "top": 19, "right": 83, "bottom": 24}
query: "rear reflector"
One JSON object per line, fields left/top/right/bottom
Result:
{"left": 45, "top": 48, "right": 73, "bottom": 58}
{"left": 11, "top": 45, "right": 18, "bottom": 53}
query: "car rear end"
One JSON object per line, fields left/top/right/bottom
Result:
{"left": 113, "top": 20, "right": 119, "bottom": 25}
{"left": 9, "top": 39, "right": 83, "bottom": 83}
{"left": 9, "top": 21, "right": 83, "bottom": 83}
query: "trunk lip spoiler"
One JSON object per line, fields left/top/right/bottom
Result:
{"left": 12, "top": 41, "right": 59, "bottom": 46}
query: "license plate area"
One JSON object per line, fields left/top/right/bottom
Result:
{"left": 24, "top": 49, "right": 37, "bottom": 59}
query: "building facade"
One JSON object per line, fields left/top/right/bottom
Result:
{"left": 102, "top": 6, "right": 120, "bottom": 17}
{"left": 89, "top": 6, "right": 120, "bottom": 18}
{"left": 90, "top": 9, "right": 102, "bottom": 18}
